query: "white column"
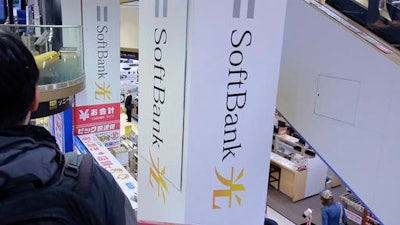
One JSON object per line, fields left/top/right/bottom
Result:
{"left": 138, "top": 1, "right": 288, "bottom": 224}
{"left": 69, "top": 0, "right": 121, "bottom": 147}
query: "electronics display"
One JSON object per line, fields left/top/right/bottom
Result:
{"left": 0, "top": 0, "right": 5, "bottom": 24}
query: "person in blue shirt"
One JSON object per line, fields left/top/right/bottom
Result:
{"left": 320, "top": 189, "right": 347, "bottom": 225}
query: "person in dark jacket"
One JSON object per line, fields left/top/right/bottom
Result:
{"left": 0, "top": 28, "right": 137, "bottom": 225}
{"left": 125, "top": 89, "right": 133, "bottom": 122}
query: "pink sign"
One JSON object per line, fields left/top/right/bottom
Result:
{"left": 74, "top": 103, "right": 120, "bottom": 135}
{"left": 345, "top": 209, "right": 362, "bottom": 224}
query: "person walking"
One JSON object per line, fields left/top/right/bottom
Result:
{"left": 320, "top": 189, "right": 347, "bottom": 225}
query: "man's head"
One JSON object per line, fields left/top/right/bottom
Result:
{"left": 0, "top": 28, "right": 40, "bottom": 129}
{"left": 321, "top": 189, "right": 333, "bottom": 200}
{"left": 320, "top": 189, "right": 334, "bottom": 206}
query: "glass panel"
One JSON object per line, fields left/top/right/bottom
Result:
{"left": 0, "top": 24, "right": 84, "bottom": 90}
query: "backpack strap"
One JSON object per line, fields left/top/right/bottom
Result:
{"left": 63, "top": 152, "right": 94, "bottom": 194}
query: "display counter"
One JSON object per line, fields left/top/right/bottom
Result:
{"left": 272, "top": 113, "right": 328, "bottom": 202}
{"left": 270, "top": 152, "right": 327, "bottom": 202}
{"left": 270, "top": 153, "right": 307, "bottom": 202}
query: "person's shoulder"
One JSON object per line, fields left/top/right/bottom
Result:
{"left": 334, "top": 201, "right": 342, "bottom": 207}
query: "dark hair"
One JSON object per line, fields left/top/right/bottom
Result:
{"left": 320, "top": 196, "right": 334, "bottom": 206}
{"left": 0, "top": 28, "right": 39, "bottom": 129}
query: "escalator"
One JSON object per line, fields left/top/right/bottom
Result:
{"left": 328, "top": 0, "right": 400, "bottom": 49}
{"left": 276, "top": 0, "right": 400, "bottom": 224}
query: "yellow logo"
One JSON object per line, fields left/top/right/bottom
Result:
{"left": 212, "top": 167, "right": 246, "bottom": 209}
{"left": 49, "top": 100, "right": 57, "bottom": 110}
{"left": 95, "top": 82, "right": 112, "bottom": 100}
{"left": 149, "top": 151, "right": 169, "bottom": 203}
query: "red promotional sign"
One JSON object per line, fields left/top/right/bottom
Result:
{"left": 73, "top": 103, "right": 120, "bottom": 135}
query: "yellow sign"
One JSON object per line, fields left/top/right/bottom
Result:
{"left": 149, "top": 151, "right": 169, "bottom": 203}
{"left": 125, "top": 125, "right": 132, "bottom": 137}
{"left": 212, "top": 167, "right": 246, "bottom": 209}
{"left": 95, "top": 82, "right": 112, "bottom": 100}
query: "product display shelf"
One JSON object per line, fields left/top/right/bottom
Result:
{"left": 340, "top": 192, "right": 380, "bottom": 225}
{"left": 273, "top": 134, "right": 314, "bottom": 157}
{"left": 121, "top": 138, "right": 138, "bottom": 174}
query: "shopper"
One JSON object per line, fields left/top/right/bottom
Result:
{"left": 320, "top": 189, "right": 347, "bottom": 225}
{"left": 366, "top": 0, "right": 386, "bottom": 28}
{"left": 125, "top": 89, "right": 133, "bottom": 122}
{"left": 0, "top": 28, "right": 137, "bottom": 225}
{"left": 366, "top": 0, "right": 400, "bottom": 27}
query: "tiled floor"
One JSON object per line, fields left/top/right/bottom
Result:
{"left": 266, "top": 206, "right": 296, "bottom": 225}
{"left": 119, "top": 111, "right": 295, "bottom": 225}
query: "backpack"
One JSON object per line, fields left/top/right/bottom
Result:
{"left": 0, "top": 152, "right": 105, "bottom": 225}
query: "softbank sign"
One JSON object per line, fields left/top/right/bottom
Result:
{"left": 74, "top": 0, "right": 120, "bottom": 145}
{"left": 139, "top": 0, "right": 287, "bottom": 224}
{"left": 140, "top": 0, "right": 187, "bottom": 205}
{"left": 212, "top": 1, "right": 256, "bottom": 210}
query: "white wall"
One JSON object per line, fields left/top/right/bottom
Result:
{"left": 277, "top": 1, "right": 400, "bottom": 224}
{"left": 120, "top": 5, "right": 139, "bottom": 50}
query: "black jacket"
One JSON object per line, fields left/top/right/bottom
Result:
{"left": 0, "top": 125, "right": 137, "bottom": 225}
{"left": 125, "top": 94, "right": 133, "bottom": 108}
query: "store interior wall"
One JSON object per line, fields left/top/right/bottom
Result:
{"left": 276, "top": 1, "right": 400, "bottom": 224}
{"left": 120, "top": 4, "right": 138, "bottom": 50}
{"left": 61, "top": 0, "right": 81, "bottom": 25}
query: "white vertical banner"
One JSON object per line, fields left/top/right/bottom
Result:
{"left": 139, "top": 0, "right": 288, "bottom": 225}
{"left": 138, "top": 0, "right": 188, "bottom": 222}
{"left": 72, "top": 0, "right": 121, "bottom": 144}
{"left": 139, "top": 0, "right": 187, "bottom": 190}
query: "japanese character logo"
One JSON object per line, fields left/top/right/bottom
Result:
{"left": 149, "top": 150, "right": 169, "bottom": 203}
{"left": 212, "top": 167, "right": 246, "bottom": 209}
{"left": 95, "top": 82, "right": 112, "bottom": 100}
{"left": 79, "top": 109, "right": 90, "bottom": 121}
